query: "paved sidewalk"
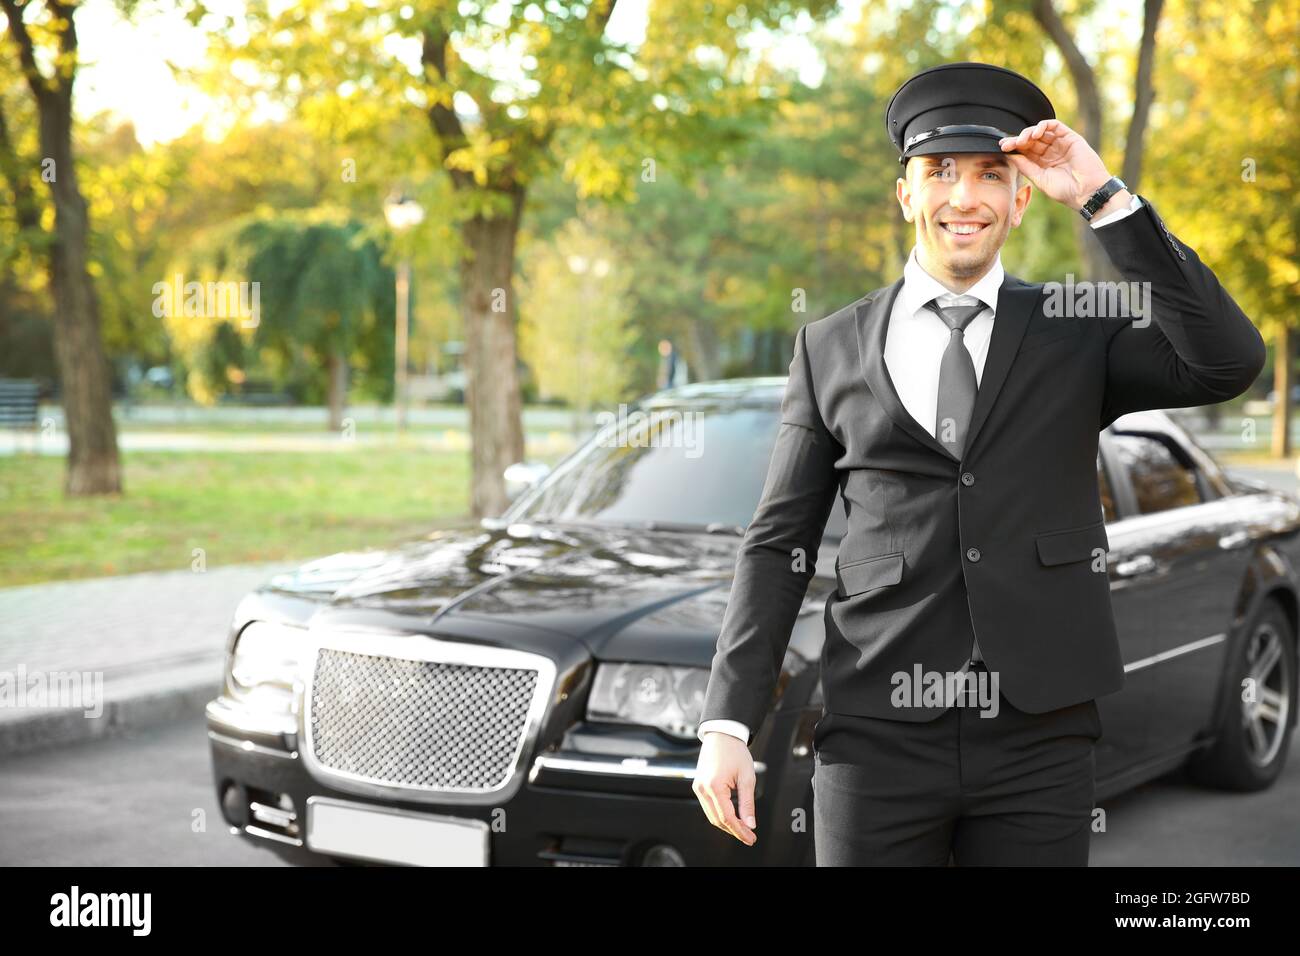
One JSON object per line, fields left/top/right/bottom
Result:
{"left": 0, "top": 429, "right": 579, "bottom": 456}
{"left": 0, "top": 561, "right": 299, "bottom": 757}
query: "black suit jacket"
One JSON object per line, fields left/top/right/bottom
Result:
{"left": 700, "top": 195, "right": 1267, "bottom": 734}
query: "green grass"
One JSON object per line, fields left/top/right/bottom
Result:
{"left": 0, "top": 447, "right": 474, "bottom": 587}
{"left": 112, "top": 418, "right": 469, "bottom": 435}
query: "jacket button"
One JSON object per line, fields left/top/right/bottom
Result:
{"left": 961, "top": 472, "right": 975, "bottom": 486}
{"left": 966, "top": 547, "right": 981, "bottom": 561}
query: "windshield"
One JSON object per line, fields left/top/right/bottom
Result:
{"left": 507, "top": 399, "right": 848, "bottom": 537}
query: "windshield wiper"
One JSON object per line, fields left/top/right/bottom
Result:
{"left": 640, "top": 520, "right": 745, "bottom": 536}
{"left": 521, "top": 515, "right": 745, "bottom": 536}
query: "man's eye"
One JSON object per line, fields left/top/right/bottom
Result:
{"left": 927, "top": 169, "right": 1002, "bottom": 179}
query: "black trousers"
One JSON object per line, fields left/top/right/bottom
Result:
{"left": 811, "top": 669, "right": 1102, "bottom": 866}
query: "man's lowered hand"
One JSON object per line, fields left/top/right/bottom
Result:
{"left": 693, "top": 731, "right": 758, "bottom": 845}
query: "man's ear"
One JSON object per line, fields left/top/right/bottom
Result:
{"left": 897, "top": 168, "right": 915, "bottom": 222}
{"left": 1009, "top": 175, "right": 1033, "bottom": 228}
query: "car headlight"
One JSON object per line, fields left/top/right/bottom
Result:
{"left": 587, "top": 663, "right": 709, "bottom": 740}
{"left": 227, "top": 621, "right": 308, "bottom": 713}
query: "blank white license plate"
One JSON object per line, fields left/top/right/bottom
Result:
{"left": 306, "top": 797, "right": 489, "bottom": 866}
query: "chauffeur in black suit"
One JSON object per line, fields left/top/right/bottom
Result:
{"left": 691, "top": 62, "right": 1267, "bottom": 865}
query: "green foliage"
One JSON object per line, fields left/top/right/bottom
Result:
{"left": 518, "top": 209, "right": 639, "bottom": 410}
{"left": 166, "top": 209, "right": 395, "bottom": 404}
{"left": 5, "top": 0, "right": 1291, "bottom": 410}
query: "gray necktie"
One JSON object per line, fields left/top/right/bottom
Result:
{"left": 924, "top": 297, "right": 986, "bottom": 665}
{"left": 923, "top": 298, "right": 984, "bottom": 457}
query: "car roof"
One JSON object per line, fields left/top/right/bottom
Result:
{"left": 647, "top": 378, "right": 1183, "bottom": 436}
{"left": 643, "top": 377, "right": 787, "bottom": 407}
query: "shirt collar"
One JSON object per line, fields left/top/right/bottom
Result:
{"left": 902, "top": 245, "right": 1003, "bottom": 317}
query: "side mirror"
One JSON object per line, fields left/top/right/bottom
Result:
{"left": 503, "top": 461, "right": 551, "bottom": 501}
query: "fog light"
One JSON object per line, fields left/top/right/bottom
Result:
{"left": 220, "top": 782, "right": 248, "bottom": 828}
{"left": 249, "top": 791, "right": 299, "bottom": 839}
{"left": 640, "top": 844, "right": 686, "bottom": 867}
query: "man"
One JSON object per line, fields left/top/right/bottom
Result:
{"left": 691, "top": 62, "right": 1266, "bottom": 865}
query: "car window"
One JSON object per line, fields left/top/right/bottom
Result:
{"left": 1097, "top": 453, "right": 1116, "bottom": 523}
{"left": 1112, "top": 433, "right": 1201, "bottom": 514}
{"left": 511, "top": 402, "right": 847, "bottom": 537}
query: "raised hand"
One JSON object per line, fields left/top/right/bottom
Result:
{"left": 998, "top": 119, "right": 1117, "bottom": 211}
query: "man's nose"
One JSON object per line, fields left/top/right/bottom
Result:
{"left": 948, "top": 174, "right": 976, "bottom": 210}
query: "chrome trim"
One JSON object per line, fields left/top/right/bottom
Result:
{"left": 1115, "top": 554, "right": 1157, "bottom": 578}
{"left": 205, "top": 696, "right": 299, "bottom": 740}
{"left": 1125, "top": 633, "right": 1227, "bottom": 673}
{"left": 249, "top": 801, "right": 297, "bottom": 829}
{"left": 1218, "top": 530, "right": 1251, "bottom": 550}
{"left": 531, "top": 753, "right": 766, "bottom": 780}
{"left": 207, "top": 729, "right": 299, "bottom": 760}
{"left": 300, "top": 626, "right": 556, "bottom": 806}
{"left": 903, "top": 123, "right": 1009, "bottom": 153}
{"left": 243, "top": 824, "right": 304, "bottom": 848}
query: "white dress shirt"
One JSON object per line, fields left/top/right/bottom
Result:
{"left": 698, "top": 194, "right": 1144, "bottom": 745}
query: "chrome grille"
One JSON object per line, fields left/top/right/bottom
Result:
{"left": 307, "top": 644, "right": 542, "bottom": 794}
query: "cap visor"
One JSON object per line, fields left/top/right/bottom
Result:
{"left": 906, "top": 134, "right": 1008, "bottom": 159}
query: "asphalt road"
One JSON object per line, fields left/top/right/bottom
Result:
{"left": 0, "top": 715, "right": 297, "bottom": 866}
{"left": 0, "top": 711, "right": 1296, "bottom": 865}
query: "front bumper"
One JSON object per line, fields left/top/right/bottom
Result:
{"left": 207, "top": 696, "right": 811, "bottom": 867}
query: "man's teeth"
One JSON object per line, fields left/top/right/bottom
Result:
{"left": 942, "top": 223, "right": 986, "bottom": 235}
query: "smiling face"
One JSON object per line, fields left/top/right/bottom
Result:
{"left": 896, "top": 151, "right": 1032, "bottom": 292}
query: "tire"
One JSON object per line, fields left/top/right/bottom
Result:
{"left": 1187, "top": 596, "right": 1296, "bottom": 791}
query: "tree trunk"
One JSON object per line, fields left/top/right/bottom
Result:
{"left": 326, "top": 348, "right": 348, "bottom": 432}
{"left": 4, "top": 0, "right": 123, "bottom": 496}
{"left": 1120, "top": 0, "right": 1165, "bottom": 197}
{"left": 42, "top": 89, "right": 122, "bottom": 495}
{"left": 1272, "top": 325, "right": 1291, "bottom": 458}
{"left": 686, "top": 317, "right": 719, "bottom": 382}
{"left": 1032, "top": 0, "right": 1169, "bottom": 285}
{"left": 459, "top": 187, "right": 526, "bottom": 519}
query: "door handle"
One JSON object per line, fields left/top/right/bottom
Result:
{"left": 1114, "top": 554, "right": 1157, "bottom": 577}
{"left": 1218, "top": 530, "right": 1251, "bottom": 550}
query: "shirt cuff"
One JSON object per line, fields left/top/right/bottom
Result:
{"left": 698, "top": 719, "right": 751, "bottom": 744}
{"left": 1088, "top": 192, "right": 1143, "bottom": 229}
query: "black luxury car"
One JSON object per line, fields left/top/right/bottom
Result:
{"left": 207, "top": 379, "right": 1299, "bottom": 866}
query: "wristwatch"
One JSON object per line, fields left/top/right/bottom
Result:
{"left": 1079, "top": 176, "right": 1127, "bottom": 221}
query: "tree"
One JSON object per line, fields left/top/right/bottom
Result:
{"left": 199, "top": 0, "right": 840, "bottom": 517}
{"left": 167, "top": 210, "right": 395, "bottom": 429}
{"left": 1151, "top": 0, "right": 1298, "bottom": 454}
{"left": 518, "top": 211, "right": 638, "bottom": 429}
{"left": 0, "top": 0, "right": 122, "bottom": 494}
{"left": 1029, "top": 0, "right": 1165, "bottom": 282}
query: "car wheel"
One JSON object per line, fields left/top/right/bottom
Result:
{"left": 1188, "top": 596, "right": 1296, "bottom": 791}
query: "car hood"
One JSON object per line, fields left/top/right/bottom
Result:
{"left": 260, "top": 519, "right": 835, "bottom": 658}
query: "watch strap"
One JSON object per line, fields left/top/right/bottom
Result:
{"left": 1080, "top": 176, "right": 1127, "bottom": 221}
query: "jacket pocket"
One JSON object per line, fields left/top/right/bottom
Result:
{"left": 1035, "top": 519, "right": 1109, "bottom": 566}
{"left": 836, "top": 550, "right": 904, "bottom": 596}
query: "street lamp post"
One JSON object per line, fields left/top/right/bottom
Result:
{"left": 383, "top": 193, "right": 425, "bottom": 432}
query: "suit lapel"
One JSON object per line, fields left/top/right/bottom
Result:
{"left": 964, "top": 276, "right": 1038, "bottom": 454}
{"left": 856, "top": 277, "right": 955, "bottom": 461}
{"left": 854, "top": 272, "right": 1040, "bottom": 462}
